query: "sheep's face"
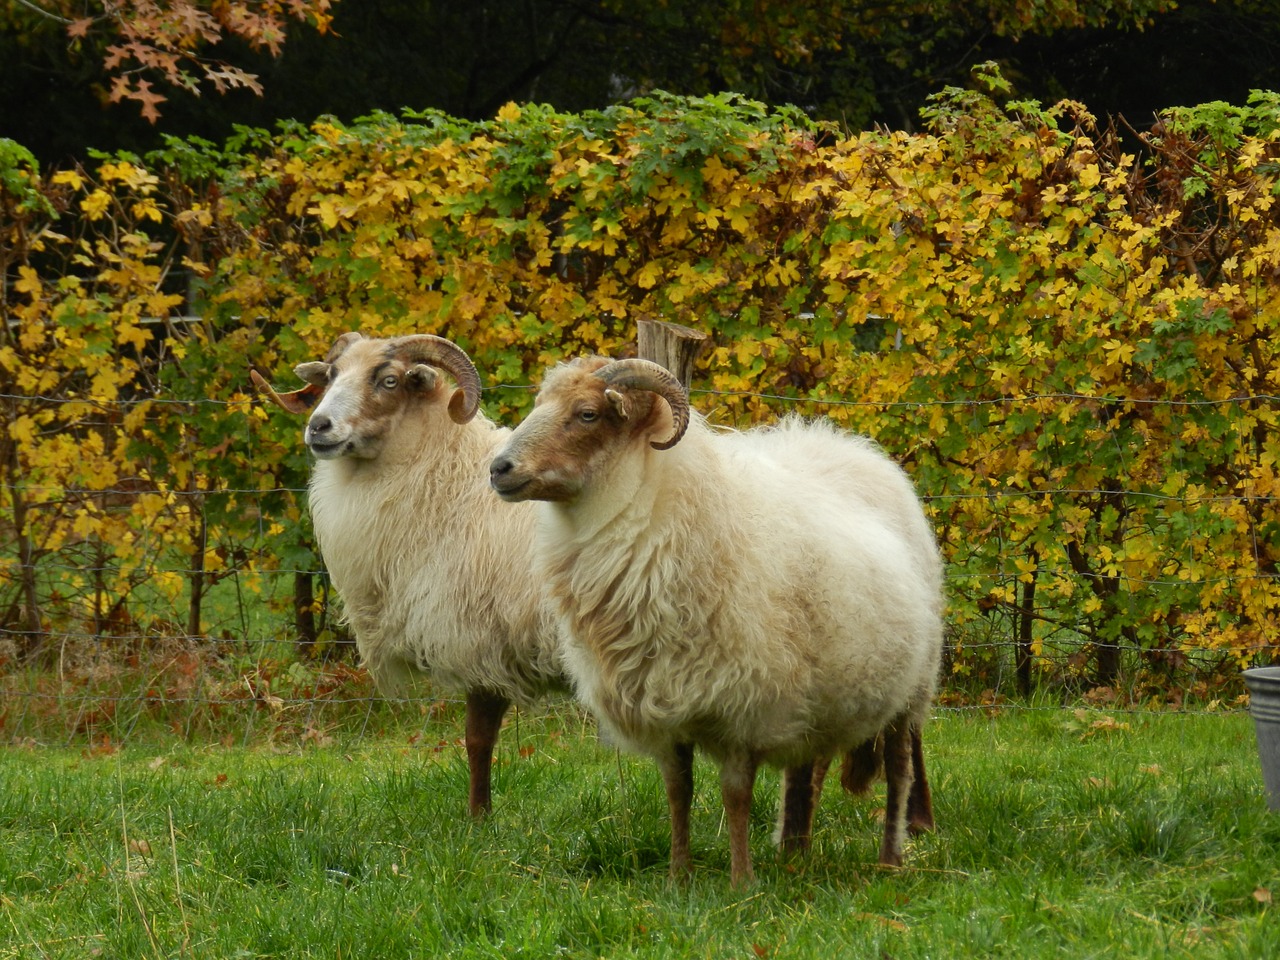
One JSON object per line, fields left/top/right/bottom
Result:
{"left": 490, "top": 357, "right": 674, "bottom": 503}
{"left": 303, "top": 339, "right": 449, "bottom": 461}
{"left": 258, "top": 332, "right": 483, "bottom": 462}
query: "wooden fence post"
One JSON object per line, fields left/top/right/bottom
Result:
{"left": 636, "top": 317, "right": 707, "bottom": 389}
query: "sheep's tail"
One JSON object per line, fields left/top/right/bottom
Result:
{"left": 839, "top": 736, "right": 883, "bottom": 794}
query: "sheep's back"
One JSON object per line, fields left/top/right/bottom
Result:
{"left": 550, "top": 417, "right": 942, "bottom": 764}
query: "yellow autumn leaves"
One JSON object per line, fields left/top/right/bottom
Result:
{"left": 4, "top": 88, "right": 1278, "bottom": 682}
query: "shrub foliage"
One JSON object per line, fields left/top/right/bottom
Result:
{"left": 2, "top": 71, "right": 1278, "bottom": 695}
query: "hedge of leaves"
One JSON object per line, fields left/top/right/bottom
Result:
{"left": 3, "top": 71, "right": 1278, "bottom": 694}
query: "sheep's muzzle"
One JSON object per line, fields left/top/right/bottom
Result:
{"left": 489, "top": 453, "right": 532, "bottom": 501}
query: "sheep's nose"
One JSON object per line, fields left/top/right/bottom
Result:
{"left": 308, "top": 414, "right": 333, "bottom": 437}
{"left": 490, "top": 453, "right": 532, "bottom": 500}
{"left": 489, "top": 456, "right": 513, "bottom": 482}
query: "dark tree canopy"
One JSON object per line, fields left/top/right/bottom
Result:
{"left": 3, "top": 0, "right": 1278, "bottom": 166}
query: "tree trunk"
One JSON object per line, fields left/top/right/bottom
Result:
{"left": 4, "top": 430, "right": 46, "bottom": 661}
{"left": 1096, "top": 637, "right": 1123, "bottom": 688}
{"left": 294, "top": 570, "right": 318, "bottom": 658}
{"left": 186, "top": 488, "right": 206, "bottom": 639}
{"left": 1015, "top": 549, "right": 1039, "bottom": 696}
{"left": 1065, "top": 539, "right": 1129, "bottom": 688}
{"left": 317, "top": 576, "right": 356, "bottom": 660}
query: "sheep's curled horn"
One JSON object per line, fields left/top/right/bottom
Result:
{"left": 594, "top": 359, "right": 691, "bottom": 450}
{"left": 394, "top": 335, "right": 483, "bottom": 425}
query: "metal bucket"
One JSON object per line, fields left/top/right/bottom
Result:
{"left": 1243, "top": 666, "right": 1280, "bottom": 811}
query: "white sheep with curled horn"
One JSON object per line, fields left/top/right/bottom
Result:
{"left": 252, "top": 332, "right": 567, "bottom": 816}
{"left": 489, "top": 355, "right": 943, "bottom": 886}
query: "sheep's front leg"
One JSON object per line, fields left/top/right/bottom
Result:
{"left": 465, "top": 689, "right": 511, "bottom": 817}
{"left": 660, "top": 742, "right": 696, "bottom": 881}
{"left": 720, "top": 752, "right": 760, "bottom": 888}
{"left": 878, "top": 718, "right": 915, "bottom": 867}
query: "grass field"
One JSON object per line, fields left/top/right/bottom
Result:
{"left": 1, "top": 703, "right": 1276, "bottom": 959}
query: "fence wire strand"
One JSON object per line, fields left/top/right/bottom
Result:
{"left": 3, "top": 382, "right": 1276, "bottom": 745}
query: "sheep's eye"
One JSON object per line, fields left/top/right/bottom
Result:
{"left": 578, "top": 409, "right": 598, "bottom": 423}
{"left": 381, "top": 375, "right": 399, "bottom": 390}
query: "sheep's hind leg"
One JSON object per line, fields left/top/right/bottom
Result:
{"left": 877, "top": 718, "right": 914, "bottom": 867}
{"left": 465, "top": 689, "right": 511, "bottom": 817}
{"left": 840, "top": 726, "right": 934, "bottom": 835}
{"left": 720, "top": 752, "right": 761, "bottom": 888}
{"left": 906, "top": 723, "right": 935, "bottom": 835}
{"left": 660, "top": 742, "right": 696, "bottom": 881}
{"left": 776, "top": 758, "right": 831, "bottom": 856}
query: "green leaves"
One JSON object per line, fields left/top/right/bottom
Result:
{"left": 4, "top": 84, "right": 1278, "bottom": 688}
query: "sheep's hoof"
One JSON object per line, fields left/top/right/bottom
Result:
{"left": 775, "top": 835, "right": 811, "bottom": 859}
{"left": 907, "top": 815, "right": 935, "bottom": 836}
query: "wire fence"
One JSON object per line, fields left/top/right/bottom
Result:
{"left": 2, "top": 382, "right": 1276, "bottom": 746}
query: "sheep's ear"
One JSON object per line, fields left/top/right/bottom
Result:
{"left": 294, "top": 361, "right": 330, "bottom": 387}
{"left": 605, "top": 388, "right": 630, "bottom": 421}
{"left": 405, "top": 363, "right": 439, "bottom": 392}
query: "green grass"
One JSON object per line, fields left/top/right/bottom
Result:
{"left": 1, "top": 705, "right": 1276, "bottom": 959}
